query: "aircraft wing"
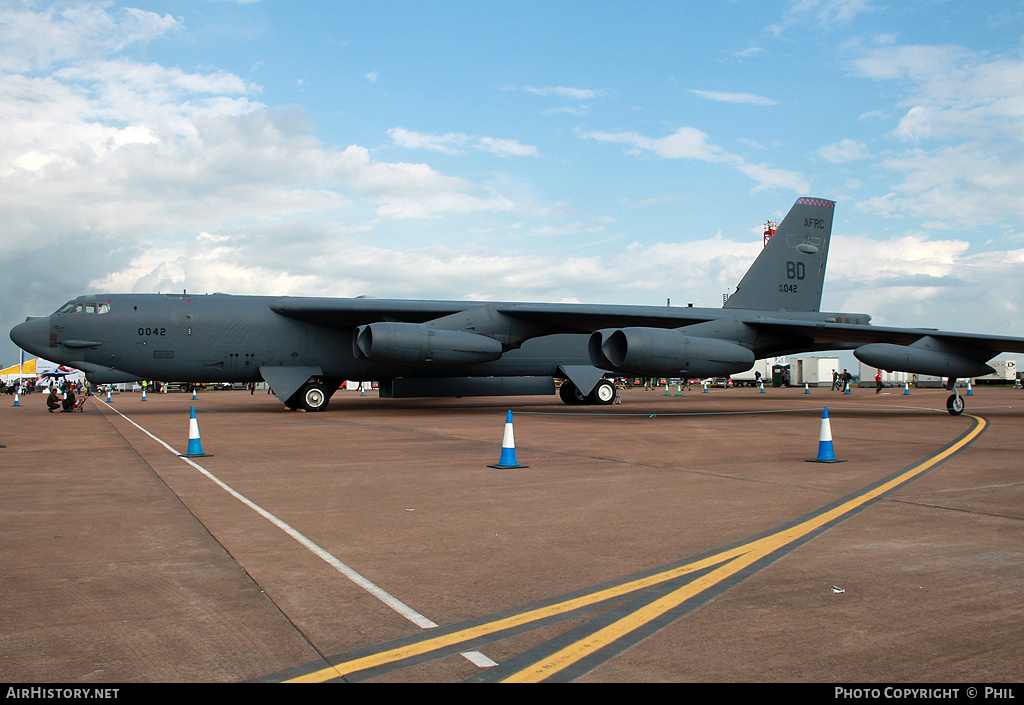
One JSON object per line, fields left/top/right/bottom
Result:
{"left": 746, "top": 318, "right": 1024, "bottom": 355}
{"left": 269, "top": 297, "right": 475, "bottom": 328}
{"left": 496, "top": 303, "right": 719, "bottom": 333}
{"left": 270, "top": 298, "right": 721, "bottom": 333}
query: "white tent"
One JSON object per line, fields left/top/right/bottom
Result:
{"left": 1, "top": 358, "right": 80, "bottom": 386}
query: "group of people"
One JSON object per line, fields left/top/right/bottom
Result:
{"left": 46, "top": 381, "right": 82, "bottom": 412}
{"left": 0, "top": 380, "right": 27, "bottom": 395}
{"left": 831, "top": 369, "right": 854, "bottom": 391}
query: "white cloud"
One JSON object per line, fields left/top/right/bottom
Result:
{"left": 388, "top": 127, "right": 537, "bottom": 159}
{"left": 818, "top": 138, "right": 869, "bottom": 163}
{"left": 0, "top": 2, "right": 181, "bottom": 72}
{"left": 690, "top": 90, "right": 778, "bottom": 106}
{"left": 848, "top": 42, "right": 1024, "bottom": 226}
{"left": 524, "top": 86, "right": 605, "bottom": 100}
{"left": 475, "top": 136, "right": 537, "bottom": 158}
{"left": 387, "top": 127, "right": 467, "bottom": 154}
{"left": 769, "top": 0, "right": 875, "bottom": 37}
{"left": 583, "top": 127, "right": 809, "bottom": 193}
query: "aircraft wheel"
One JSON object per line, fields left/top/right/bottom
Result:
{"left": 588, "top": 379, "right": 616, "bottom": 405}
{"left": 559, "top": 381, "right": 586, "bottom": 405}
{"left": 946, "top": 393, "right": 964, "bottom": 416}
{"left": 298, "top": 382, "right": 329, "bottom": 412}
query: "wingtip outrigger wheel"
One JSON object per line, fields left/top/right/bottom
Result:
{"left": 945, "top": 377, "right": 965, "bottom": 416}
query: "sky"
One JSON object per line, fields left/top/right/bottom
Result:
{"left": 4, "top": 0, "right": 1024, "bottom": 369}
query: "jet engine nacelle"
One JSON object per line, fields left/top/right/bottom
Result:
{"left": 588, "top": 327, "right": 755, "bottom": 377}
{"left": 353, "top": 322, "right": 504, "bottom": 366}
{"left": 854, "top": 343, "right": 995, "bottom": 379}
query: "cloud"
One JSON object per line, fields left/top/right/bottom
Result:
{"left": 848, "top": 42, "right": 1024, "bottom": 227}
{"left": 817, "top": 138, "right": 869, "bottom": 163}
{"left": 0, "top": 1, "right": 526, "bottom": 360}
{"left": 825, "top": 231, "right": 1024, "bottom": 338}
{"left": 769, "top": 0, "right": 875, "bottom": 38}
{"left": 582, "top": 127, "right": 809, "bottom": 193}
{"left": 387, "top": 127, "right": 467, "bottom": 154}
{"left": 387, "top": 127, "right": 537, "bottom": 158}
{"left": 524, "top": 86, "right": 605, "bottom": 100}
{"left": 475, "top": 136, "right": 538, "bottom": 158}
{"left": 0, "top": 2, "right": 181, "bottom": 72}
{"left": 690, "top": 90, "right": 778, "bottom": 106}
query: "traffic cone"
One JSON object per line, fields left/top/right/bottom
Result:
{"left": 843, "top": 381, "right": 851, "bottom": 394}
{"left": 702, "top": 382, "right": 708, "bottom": 393}
{"left": 967, "top": 382, "right": 973, "bottom": 396}
{"left": 807, "top": 407, "right": 846, "bottom": 463}
{"left": 488, "top": 410, "right": 528, "bottom": 469}
{"left": 141, "top": 388, "right": 147, "bottom": 402}
{"left": 179, "top": 406, "right": 210, "bottom": 457}
{"left": 13, "top": 391, "right": 19, "bottom": 407}
{"left": 192, "top": 387, "right": 197, "bottom": 400}
{"left": 903, "top": 381, "right": 910, "bottom": 395}
{"left": 804, "top": 383, "right": 810, "bottom": 394}
{"left": 759, "top": 381, "right": 765, "bottom": 393}
{"left": 106, "top": 388, "right": 112, "bottom": 402}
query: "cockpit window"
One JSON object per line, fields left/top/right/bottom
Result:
{"left": 54, "top": 300, "right": 111, "bottom": 315}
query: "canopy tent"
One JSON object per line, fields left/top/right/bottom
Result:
{"left": 1, "top": 358, "right": 80, "bottom": 385}
{"left": 1, "top": 358, "right": 35, "bottom": 380}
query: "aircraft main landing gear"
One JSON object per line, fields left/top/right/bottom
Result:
{"left": 559, "top": 378, "right": 616, "bottom": 405}
{"left": 286, "top": 379, "right": 337, "bottom": 412}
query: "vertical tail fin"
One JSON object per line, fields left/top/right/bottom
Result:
{"left": 723, "top": 197, "right": 835, "bottom": 312}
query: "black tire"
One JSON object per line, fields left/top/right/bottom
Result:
{"left": 559, "top": 381, "right": 586, "bottom": 405}
{"left": 946, "top": 393, "right": 964, "bottom": 416}
{"left": 298, "top": 382, "right": 329, "bottom": 412}
{"left": 588, "top": 379, "right": 616, "bottom": 405}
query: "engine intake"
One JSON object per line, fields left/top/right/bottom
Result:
{"left": 353, "top": 322, "right": 503, "bottom": 366}
{"left": 589, "top": 327, "right": 754, "bottom": 377}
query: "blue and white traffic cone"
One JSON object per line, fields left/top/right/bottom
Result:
{"left": 807, "top": 407, "right": 846, "bottom": 463}
{"left": 141, "top": 388, "right": 147, "bottom": 402}
{"left": 904, "top": 381, "right": 910, "bottom": 395}
{"left": 967, "top": 382, "right": 973, "bottom": 396}
{"left": 180, "top": 406, "right": 210, "bottom": 457}
{"left": 759, "top": 381, "right": 765, "bottom": 393}
{"left": 192, "top": 387, "right": 197, "bottom": 400}
{"left": 843, "top": 381, "right": 851, "bottom": 394}
{"left": 804, "top": 383, "right": 810, "bottom": 394}
{"left": 106, "top": 388, "right": 112, "bottom": 403}
{"left": 702, "top": 382, "right": 708, "bottom": 393}
{"left": 13, "top": 391, "right": 19, "bottom": 407}
{"left": 488, "top": 410, "right": 528, "bottom": 469}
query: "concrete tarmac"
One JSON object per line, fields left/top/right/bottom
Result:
{"left": 1, "top": 384, "right": 1022, "bottom": 683}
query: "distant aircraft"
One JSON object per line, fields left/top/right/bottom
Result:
{"left": 11, "top": 198, "right": 1024, "bottom": 415}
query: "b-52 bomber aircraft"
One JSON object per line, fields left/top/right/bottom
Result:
{"left": 11, "top": 197, "right": 1024, "bottom": 415}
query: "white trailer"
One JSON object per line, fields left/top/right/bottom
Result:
{"left": 730, "top": 358, "right": 774, "bottom": 387}
{"left": 792, "top": 357, "right": 839, "bottom": 387}
{"left": 976, "top": 360, "right": 1017, "bottom": 382}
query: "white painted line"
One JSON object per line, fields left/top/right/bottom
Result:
{"left": 100, "top": 401, "right": 494, "bottom": 668}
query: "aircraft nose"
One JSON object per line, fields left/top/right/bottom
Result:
{"left": 10, "top": 316, "right": 51, "bottom": 358}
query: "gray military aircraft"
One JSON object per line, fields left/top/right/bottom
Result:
{"left": 11, "top": 197, "right": 1024, "bottom": 415}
